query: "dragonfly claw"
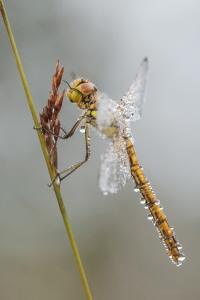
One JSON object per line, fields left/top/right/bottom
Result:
{"left": 33, "top": 125, "right": 43, "bottom": 131}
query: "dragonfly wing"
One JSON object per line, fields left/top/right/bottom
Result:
{"left": 97, "top": 94, "right": 123, "bottom": 135}
{"left": 98, "top": 139, "right": 131, "bottom": 194}
{"left": 119, "top": 57, "right": 148, "bottom": 122}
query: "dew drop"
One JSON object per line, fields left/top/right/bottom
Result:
{"left": 140, "top": 198, "right": 146, "bottom": 205}
{"left": 177, "top": 244, "right": 182, "bottom": 250}
{"left": 80, "top": 126, "right": 85, "bottom": 133}
{"left": 56, "top": 176, "right": 61, "bottom": 185}
{"left": 155, "top": 200, "right": 160, "bottom": 205}
{"left": 156, "top": 227, "right": 160, "bottom": 233}
{"left": 103, "top": 191, "right": 108, "bottom": 196}
{"left": 134, "top": 186, "right": 140, "bottom": 192}
{"left": 144, "top": 204, "right": 149, "bottom": 209}
{"left": 147, "top": 214, "right": 153, "bottom": 221}
{"left": 178, "top": 253, "right": 185, "bottom": 262}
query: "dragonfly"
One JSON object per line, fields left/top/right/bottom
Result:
{"left": 40, "top": 58, "right": 185, "bottom": 266}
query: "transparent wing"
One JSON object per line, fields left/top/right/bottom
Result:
{"left": 119, "top": 57, "right": 148, "bottom": 122}
{"left": 97, "top": 94, "right": 124, "bottom": 136}
{"left": 98, "top": 138, "right": 131, "bottom": 194}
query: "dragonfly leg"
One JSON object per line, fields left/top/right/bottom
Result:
{"left": 58, "top": 122, "right": 91, "bottom": 181}
{"left": 61, "top": 114, "right": 87, "bottom": 139}
{"left": 34, "top": 125, "right": 68, "bottom": 140}
{"left": 34, "top": 113, "right": 87, "bottom": 140}
{"left": 60, "top": 127, "right": 67, "bottom": 135}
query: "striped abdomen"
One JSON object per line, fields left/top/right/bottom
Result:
{"left": 125, "top": 138, "right": 185, "bottom": 265}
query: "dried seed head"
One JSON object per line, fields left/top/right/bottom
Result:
{"left": 52, "top": 60, "right": 64, "bottom": 94}
{"left": 39, "top": 60, "right": 65, "bottom": 170}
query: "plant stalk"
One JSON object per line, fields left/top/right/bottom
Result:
{"left": 0, "top": 1, "right": 93, "bottom": 299}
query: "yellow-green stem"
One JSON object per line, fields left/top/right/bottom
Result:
{"left": 0, "top": 1, "right": 92, "bottom": 299}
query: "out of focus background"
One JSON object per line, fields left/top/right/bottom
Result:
{"left": 0, "top": 0, "right": 199, "bottom": 299}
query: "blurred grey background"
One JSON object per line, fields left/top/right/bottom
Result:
{"left": 0, "top": 0, "right": 199, "bottom": 299}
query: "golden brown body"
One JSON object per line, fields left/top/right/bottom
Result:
{"left": 44, "top": 58, "right": 185, "bottom": 265}
{"left": 126, "top": 138, "right": 184, "bottom": 264}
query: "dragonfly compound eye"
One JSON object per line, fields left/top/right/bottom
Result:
{"left": 66, "top": 87, "right": 83, "bottom": 103}
{"left": 78, "top": 82, "right": 97, "bottom": 95}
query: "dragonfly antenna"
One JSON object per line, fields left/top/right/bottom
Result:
{"left": 63, "top": 80, "right": 72, "bottom": 89}
{"left": 70, "top": 71, "right": 76, "bottom": 80}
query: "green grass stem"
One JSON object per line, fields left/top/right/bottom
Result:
{"left": 0, "top": 1, "right": 93, "bottom": 299}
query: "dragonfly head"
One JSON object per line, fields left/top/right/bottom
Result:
{"left": 65, "top": 78, "right": 97, "bottom": 109}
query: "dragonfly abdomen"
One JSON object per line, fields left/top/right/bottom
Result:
{"left": 125, "top": 138, "right": 185, "bottom": 266}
